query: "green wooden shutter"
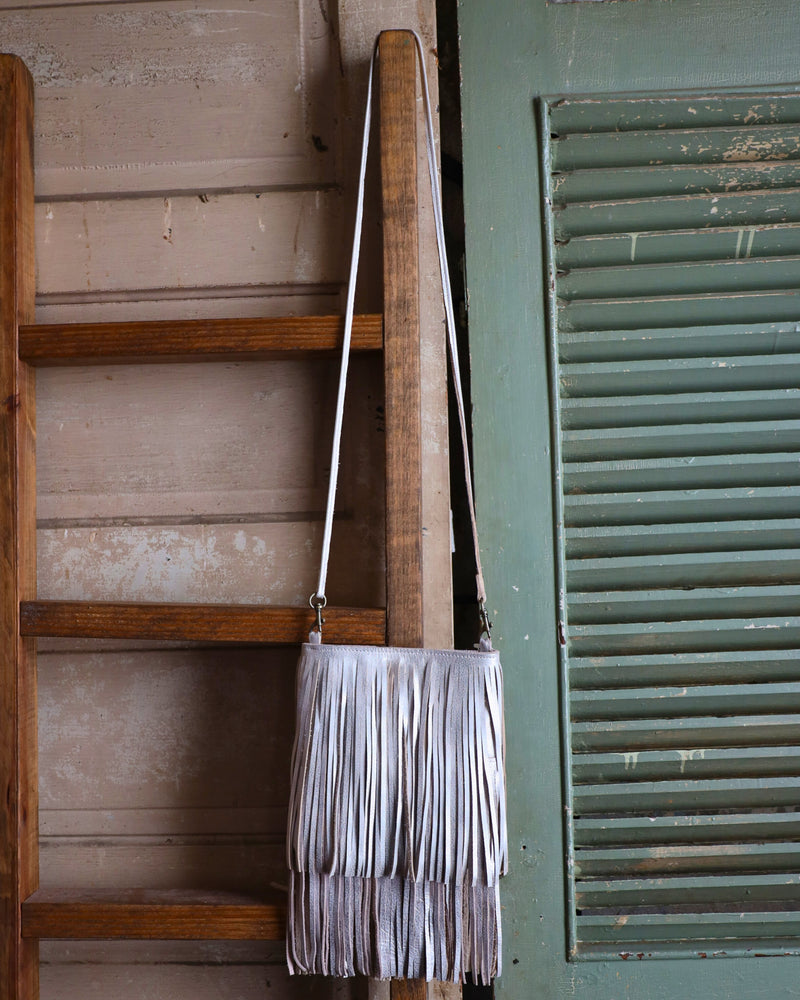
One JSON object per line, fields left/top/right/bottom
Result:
{"left": 543, "top": 92, "right": 800, "bottom": 960}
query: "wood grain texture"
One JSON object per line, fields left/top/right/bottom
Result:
{"left": 39, "top": 838, "right": 287, "bottom": 893}
{"left": 34, "top": 291, "right": 342, "bottom": 327}
{"left": 0, "top": 5, "right": 439, "bottom": 1000}
{"left": 36, "top": 956, "right": 340, "bottom": 1000}
{"left": 34, "top": 354, "right": 383, "bottom": 527}
{"left": 380, "top": 31, "right": 423, "bottom": 652}
{"left": 35, "top": 191, "right": 344, "bottom": 300}
{"left": 0, "top": 0, "right": 337, "bottom": 199}
{"left": 339, "top": 0, "right": 453, "bottom": 667}
{"left": 0, "top": 53, "right": 39, "bottom": 1000}
{"left": 37, "top": 646, "right": 297, "bottom": 852}
{"left": 21, "top": 600, "right": 386, "bottom": 644}
{"left": 20, "top": 314, "right": 382, "bottom": 366}
{"left": 36, "top": 522, "right": 331, "bottom": 604}
{"left": 379, "top": 31, "right": 427, "bottom": 1000}
{"left": 22, "top": 888, "right": 285, "bottom": 941}
{"left": 38, "top": 807, "right": 290, "bottom": 839}
{"left": 390, "top": 981, "right": 428, "bottom": 1000}
{"left": 33, "top": 352, "right": 386, "bottom": 609}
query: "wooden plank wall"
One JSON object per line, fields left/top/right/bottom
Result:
{"left": 0, "top": 2, "right": 449, "bottom": 997}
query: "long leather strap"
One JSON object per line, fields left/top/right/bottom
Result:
{"left": 313, "top": 31, "right": 489, "bottom": 629}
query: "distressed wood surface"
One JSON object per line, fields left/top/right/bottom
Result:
{"left": 37, "top": 952, "right": 345, "bottom": 1000}
{"left": 338, "top": 5, "right": 454, "bottom": 667}
{"left": 0, "top": 53, "right": 39, "bottom": 1000}
{"left": 34, "top": 292, "right": 343, "bottom": 326}
{"left": 20, "top": 314, "right": 382, "bottom": 365}
{"left": 35, "top": 647, "right": 295, "bottom": 942}
{"left": 37, "top": 647, "right": 297, "bottom": 812}
{"left": 22, "top": 600, "right": 386, "bottom": 643}
{"left": 379, "top": 30, "right": 427, "bottom": 1000}
{"left": 35, "top": 359, "right": 340, "bottom": 518}
{"left": 34, "top": 355, "right": 386, "bottom": 607}
{"left": 22, "top": 888, "right": 285, "bottom": 940}
{"left": 35, "top": 191, "right": 344, "bottom": 300}
{"left": 0, "top": 0, "right": 337, "bottom": 199}
{"left": 0, "top": 2, "right": 445, "bottom": 997}
{"left": 36, "top": 522, "right": 332, "bottom": 603}
{"left": 391, "top": 980, "right": 428, "bottom": 1000}
{"left": 380, "top": 31, "right": 423, "bottom": 653}
{"left": 39, "top": 838, "right": 287, "bottom": 892}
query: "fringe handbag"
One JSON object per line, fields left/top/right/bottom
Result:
{"left": 286, "top": 31, "right": 507, "bottom": 984}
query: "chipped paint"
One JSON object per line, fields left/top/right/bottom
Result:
{"left": 677, "top": 748, "right": 705, "bottom": 774}
{"left": 162, "top": 197, "right": 173, "bottom": 244}
{"left": 543, "top": 86, "right": 800, "bottom": 967}
{"left": 722, "top": 134, "right": 797, "bottom": 161}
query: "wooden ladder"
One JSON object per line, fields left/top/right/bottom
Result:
{"left": 1, "top": 31, "right": 431, "bottom": 1000}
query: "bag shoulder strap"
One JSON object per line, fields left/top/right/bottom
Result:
{"left": 311, "top": 30, "right": 490, "bottom": 640}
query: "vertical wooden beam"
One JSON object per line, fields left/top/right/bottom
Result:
{"left": 379, "top": 29, "right": 427, "bottom": 1000}
{"left": 0, "top": 55, "right": 38, "bottom": 1000}
{"left": 381, "top": 30, "right": 424, "bottom": 652}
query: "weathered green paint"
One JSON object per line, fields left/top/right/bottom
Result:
{"left": 551, "top": 80, "right": 800, "bottom": 963}
{"left": 458, "top": 0, "right": 800, "bottom": 994}
{"left": 559, "top": 225, "right": 800, "bottom": 269}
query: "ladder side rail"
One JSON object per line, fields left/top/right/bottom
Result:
{"left": 379, "top": 30, "right": 428, "bottom": 1000}
{"left": 0, "top": 54, "right": 38, "bottom": 1000}
{"left": 381, "top": 30, "right": 424, "bottom": 651}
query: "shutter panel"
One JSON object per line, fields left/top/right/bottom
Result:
{"left": 543, "top": 92, "right": 800, "bottom": 960}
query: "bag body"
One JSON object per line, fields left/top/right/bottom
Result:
{"left": 285, "top": 29, "right": 507, "bottom": 984}
{"left": 286, "top": 641, "right": 506, "bottom": 982}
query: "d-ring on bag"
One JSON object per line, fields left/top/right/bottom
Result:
{"left": 286, "top": 30, "right": 507, "bottom": 984}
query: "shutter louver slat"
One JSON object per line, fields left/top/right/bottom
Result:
{"left": 575, "top": 841, "right": 800, "bottom": 877}
{"left": 564, "top": 486, "right": 800, "bottom": 526}
{"left": 572, "top": 715, "right": 800, "bottom": 752}
{"left": 554, "top": 189, "right": 800, "bottom": 238}
{"left": 559, "top": 256, "right": 800, "bottom": 300}
{"left": 548, "top": 94, "right": 800, "bottom": 132}
{"left": 575, "top": 813, "right": 800, "bottom": 844}
{"left": 569, "top": 618, "right": 800, "bottom": 656}
{"left": 569, "top": 588, "right": 800, "bottom": 623}
{"left": 563, "top": 392, "right": 800, "bottom": 430}
{"left": 560, "top": 322, "right": 800, "bottom": 363}
{"left": 554, "top": 162, "right": 800, "bottom": 203}
{"left": 551, "top": 125, "right": 800, "bottom": 172}
{"left": 577, "top": 874, "right": 800, "bottom": 906}
{"left": 562, "top": 290, "right": 800, "bottom": 332}
{"left": 559, "top": 224, "right": 800, "bottom": 269}
{"left": 574, "top": 748, "right": 800, "bottom": 785}
{"left": 567, "top": 522, "right": 800, "bottom": 557}
{"left": 569, "top": 650, "right": 800, "bottom": 689}
{"left": 544, "top": 91, "right": 800, "bottom": 960}
{"left": 570, "top": 680, "right": 800, "bottom": 716}
{"left": 564, "top": 423, "right": 800, "bottom": 461}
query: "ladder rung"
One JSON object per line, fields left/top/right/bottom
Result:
{"left": 18, "top": 314, "right": 383, "bottom": 366}
{"left": 20, "top": 600, "right": 386, "bottom": 644}
{"left": 22, "top": 888, "right": 285, "bottom": 940}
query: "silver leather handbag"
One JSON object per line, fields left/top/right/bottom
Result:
{"left": 286, "top": 31, "right": 507, "bottom": 985}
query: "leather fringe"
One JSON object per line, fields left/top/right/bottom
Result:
{"left": 287, "top": 873, "right": 502, "bottom": 982}
{"left": 286, "top": 642, "right": 506, "bottom": 983}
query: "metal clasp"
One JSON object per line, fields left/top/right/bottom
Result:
{"left": 478, "top": 600, "right": 493, "bottom": 640}
{"left": 309, "top": 593, "right": 327, "bottom": 636}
